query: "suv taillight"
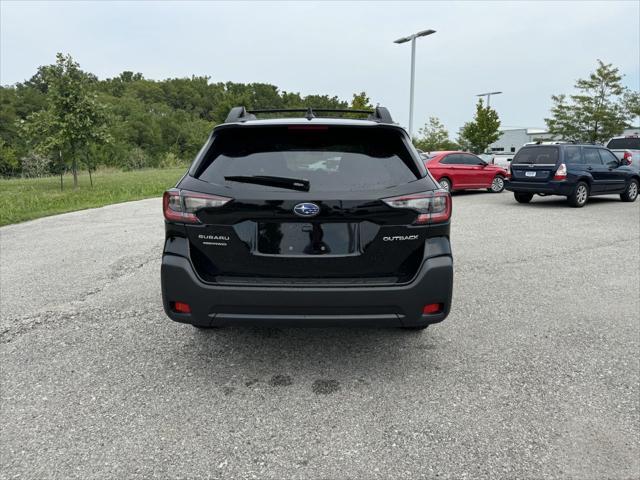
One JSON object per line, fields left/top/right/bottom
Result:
{"left": 506, "top": 162, "right": 512, "bottom": 179}
{"left": 382, "top": 190, "right": 451, "bottom": 225}
{"left": 553, "top": 163, "right": 567, "bottom": 181}
{"left": 623, "top": 151, "right": 633, "bottom": 165}
{"left": 163, "top": 189, "right": 232, "bottom": 224}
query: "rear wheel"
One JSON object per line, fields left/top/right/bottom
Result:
{"left": 568, "top": 181, "right": 589, "bottom": 207}
{"left": 620, "top": 179, "right": 639, "bottom": 202}
{"left": 488, "top": 175, "right": 505, "bottom": 193}
{"left": 514, "top": 192, "right": 533, "bottom": 204}
{"left": 438, "top": 177, "right": 451, "bottom": 192}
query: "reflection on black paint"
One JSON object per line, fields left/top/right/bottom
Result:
{"left": 260, "top": 223, "right": 283, "bottom": 254}
{"left": 303, "top": 224, "right": 331, "bottom": 255}
{"left": 257, "top": 223, "right": 358, "bottom": 256}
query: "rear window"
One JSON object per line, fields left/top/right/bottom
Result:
{"left": 607, "top": 138, "right": 640, "bottom": 150}
{"left": 512, "top": 147, "right": 559, "bottom": 165}
{"left": 194, "top": 126, "right": 422, "bottom": 192}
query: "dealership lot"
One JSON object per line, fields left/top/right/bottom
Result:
{"left": 1, "top": 192, "right": 638, "bottom": 479}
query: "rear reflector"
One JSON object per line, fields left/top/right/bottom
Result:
{"left": 170, "top": 301, "right": 191, "bottom": 314}
{"left": 423, "top": 303, "right": 443, "bottom": 314}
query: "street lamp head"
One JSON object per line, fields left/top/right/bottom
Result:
{"left": 393, "top": 36, "right": 412, "bottom": 44}
{"left": 394, "top": 29, "right": 436, "bottom": 44}
{"left": 415, "top": 29, "right": 436, "bottom": 38}
{"left": 477, "top": 91, "right": 503, "bottom": 96}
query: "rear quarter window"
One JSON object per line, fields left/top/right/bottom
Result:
{"left": 512, "top": 147, "right": 559, "bottom": 165}
{"left": 564, "top": 146, "right": 583, "bottom": 164}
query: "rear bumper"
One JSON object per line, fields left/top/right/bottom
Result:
{"left": 505, "top": 179, "right": 574, "bottom": 195}
{"left": 161, "top": 247, "right": 453, "bottom": 328}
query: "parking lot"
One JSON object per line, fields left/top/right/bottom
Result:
{"left": 1, "top": 191, "right": 638, "bottom": 479}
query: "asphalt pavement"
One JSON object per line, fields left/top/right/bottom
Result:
{"left": 1, "top": 191, "right": 639, "bottom": 479}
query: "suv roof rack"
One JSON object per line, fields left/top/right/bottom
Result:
{"left": 224, "top": 106, "right": 394, "bottom": 124}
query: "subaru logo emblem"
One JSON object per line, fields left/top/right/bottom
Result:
{"left": 293, "top": 202, "right": 320, "bottom": 217}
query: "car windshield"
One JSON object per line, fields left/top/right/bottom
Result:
{"left": 607, "top": 138, "right": 640, "bottom": 150}
{"left": 512, "top": 147, "right": 559, "bottom": 165}
{"left": 194, "top": 126, "right": 424, "bottom": 192}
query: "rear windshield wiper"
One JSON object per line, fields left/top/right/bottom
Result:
{"left": 224, "top": 175, "right": 310, "bottom": 191}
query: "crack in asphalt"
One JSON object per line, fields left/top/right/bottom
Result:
{"left": 0, "top": 248, "right": 160, "bottom": 344}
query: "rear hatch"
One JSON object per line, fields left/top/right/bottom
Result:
{"left": 510, "top": 146, "right": 560, "bottom": 182}
{"left": 175, "top": 124, "right": 441, "bottom": 285}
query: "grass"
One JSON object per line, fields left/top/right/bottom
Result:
{"left": 0, "top": 167, "right": 187, "bottom": 226}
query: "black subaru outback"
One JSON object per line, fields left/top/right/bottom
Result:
{"left": 161, "top": 107, "right": 453, "bottom": 329}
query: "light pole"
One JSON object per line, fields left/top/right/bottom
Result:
{"left": 394, "top": 29, "right": 436, "bottom": 137}
{"left": 476, "top": 91, "right": 502, "bottom": 109}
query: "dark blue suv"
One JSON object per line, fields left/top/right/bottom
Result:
{"left": 505, "top": 143, "right": 640, "bottom": 207}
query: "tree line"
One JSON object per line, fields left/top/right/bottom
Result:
{"left": 1, "top": 55, "right": 637, "bottom": 183}
{"left": 0, "top": 53, "right": 373, "bottom": 185}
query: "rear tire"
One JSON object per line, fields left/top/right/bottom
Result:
{"left": 488, "top": 175, "right": 505, "bottom": 193}
{"left": 568, "top": 181, "right": 589, "bottom": 208}
{"left": 620, "top": 179, "right": 639, "bottom": 202}
{"left": 514, "top": 192, "right": 533, "bottom": 204}
{"left": 438, "top": 177, "right": 451, "bottom": 192}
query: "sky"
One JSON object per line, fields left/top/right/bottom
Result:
{"left": 1, "top": 1, "right": 639, "bottom": 134}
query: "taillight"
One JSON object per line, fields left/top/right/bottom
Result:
{"left": 382, "top": 190, "right": 451, "bottom": 225}
{"left": 163, "top": 189, "right": 232, "bottom": 224}
{"left": 623, "top": 151, "right": 633, "bottom": 165}
{"left": 506, "top": 162, "right": 512, "bottom": 179}
{"left": 553, "top": 163, "right": 567, "bottom": 181}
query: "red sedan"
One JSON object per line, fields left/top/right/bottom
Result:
{"left": 425, "top": 151, "right": 507, "bottom": 193}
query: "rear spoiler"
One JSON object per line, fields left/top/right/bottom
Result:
{"left": 224, "top": 106, "right": 394, "bottom": 124}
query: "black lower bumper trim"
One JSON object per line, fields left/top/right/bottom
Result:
{"left": 161, "top": 253, "right": 453, "bottom": 328}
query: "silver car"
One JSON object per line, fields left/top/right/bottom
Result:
{"left": 606, "top": 135, "right": 640, "bottom": 172}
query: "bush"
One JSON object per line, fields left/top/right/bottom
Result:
{"left": 20, "top": 152, "right": 51, "bottom": 178}
{"left": 122, "top": 147, "right": 151, "bottom": 170}
{"left": 159, "top": 152, "right": 185, "bottom": 169}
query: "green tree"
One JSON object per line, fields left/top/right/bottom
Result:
{"left": 350, "top": 91, "right": 373, "bottom": 111}
{"left": 458, "top": 99, "right": 501, "bottom": 154}
{"left": 0, "top": 138, "right": 19, "bottom": 176}
{"left": 623, "top": 90, "right": 640, "bottom": 124}
{"left": 413, "top": 117, "right": 459, "bottom": 152}
{"left": 545, "top": 60, "right": 635, "bottom": 143}
{"left": 19, "top": 53, "right": 110, "bottom": 188}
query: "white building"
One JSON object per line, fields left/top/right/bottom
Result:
{"left": 489, "top": 127, "right": 555, "bottom": 154}
{"left": 622, "top": 127, "right": 640, "bottom": 136}
{"left": 489, "top": 126, "right": 639, "bottom": 155}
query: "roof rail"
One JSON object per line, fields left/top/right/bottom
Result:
{"left": 224, "top": 106, "right": 394, "bottom": 124}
